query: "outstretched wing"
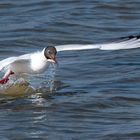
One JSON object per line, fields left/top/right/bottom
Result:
{"left": 0, "top": 53, "right": 32, "bottom": 71}
{"left": 0, "top": 56, "right": 18, "bottom": 71}
{"left": 56, "top": 35, "right": 140, "bottom": 52}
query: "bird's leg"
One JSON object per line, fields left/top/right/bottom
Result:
{"left": 0, "top": 70, "right": 14, "bottom": 84}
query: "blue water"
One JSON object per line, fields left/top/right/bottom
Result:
{"left": 0, "top": 0, "right": 140, "bottom": 139}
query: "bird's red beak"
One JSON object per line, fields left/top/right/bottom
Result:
{"left": 50, "top": 55, "right": 57, "bottom": 63}
{"left": 53, "top": 57, "right": 57, "bottom": 64}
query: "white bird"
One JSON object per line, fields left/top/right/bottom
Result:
{"left": 0, "top": 35, "right": 140, "bottom": 84}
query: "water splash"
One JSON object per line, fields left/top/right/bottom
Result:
{"left": 37, "top": 62, "right": 57, "bottom": 93}
{"left": 0, "top": 62, "right": 58, "bottom": 97}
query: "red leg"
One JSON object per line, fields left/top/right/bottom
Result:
{"left": 0, "top": 70, "right": 14, "bottom": 84}
{"left": 0, "top": 77, "right": 9, "bottom": 84}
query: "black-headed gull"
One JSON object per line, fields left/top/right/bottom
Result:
{"left": 0, "top": 35, "right": 140, "bottom": 84}
{"left": 0, "top": 46, "right": 57, "bottom": 84}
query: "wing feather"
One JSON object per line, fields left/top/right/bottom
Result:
{"left": 0, "top": 53, "right": 31, "bottom": 71}
{"left": 56, "top": 35, "right": 140, "bottom": 52}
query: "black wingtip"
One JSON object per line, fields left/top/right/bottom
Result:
{"left": 120, "top": 34, "right": 140, "bottom": 40}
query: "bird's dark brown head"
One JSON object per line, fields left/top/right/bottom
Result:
{"left": 44, "top": 46, "right": 57, "bottom": 62}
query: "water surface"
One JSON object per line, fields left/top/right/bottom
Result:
{"left": 0, "top": 0, "right": 140, "bottom": 139}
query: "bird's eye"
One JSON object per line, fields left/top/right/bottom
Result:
{"left": 47, "top": 50, "right": 51, "bottom": 54}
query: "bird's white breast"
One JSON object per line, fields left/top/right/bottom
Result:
{"left": 30, "top": 52, "right": 50, "bottom": 73}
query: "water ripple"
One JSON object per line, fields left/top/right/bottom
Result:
{"left": 0, "top": 0, "right": 140, "bottom": 139}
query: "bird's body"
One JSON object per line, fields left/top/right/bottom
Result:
{"left": 0, "top": 47, "right": 57, "bottom": 84}
{"left": 4, "top": 51, "right": 50, "bottom": 75}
